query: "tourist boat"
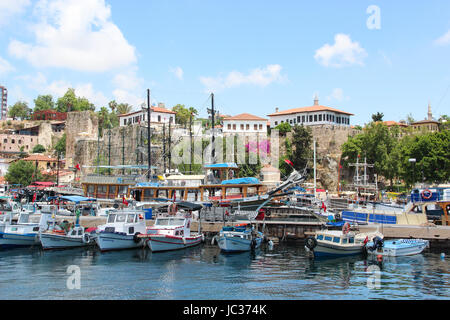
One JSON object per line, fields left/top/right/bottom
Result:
{"left": 365, "top": 237, "right": 429, "bottom": 257}
{"left": 142, "top": 202, "right": 204, "bottom": 252}
{"left": 95, "top": 210, "right": 146, "bottom": 251}
{"left": 304, "top": 223, "right": 383, "bottom": 258}
{"left": 0, "top": 213, "right": 55, "bottom": 249}
{"left": 0, "top": 212, "right": 13, "bottom": 233}
{"left": 218, "top": 223, "right": 264, "bottom": 252}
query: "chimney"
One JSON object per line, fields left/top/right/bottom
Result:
{"left": 314, "top": 94, "right": 319, "bottom": 106}
{"left": 158, "top": 102, "right": 166, "bottom": 109}
{"left": 275, "top": 107, "right": 279, "bottom": 113}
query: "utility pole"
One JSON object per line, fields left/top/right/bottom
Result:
{"left": 189, "top": 111, "right": 193, "bottom": 173}
{"left": 207, "top": 93, "right": 217, "bottom": 164}
{"left": 96, "top": 124, "right": 100, "bottom": 174}
{"left": 108, "top": 128, "right": 111, "bottom": 175}
{"left": 56, "top": 151, "right": 60, "bottom": 186}
{"left": 168, "top": 121, "right": 172, "bottom": 172}
{"left": 147, "top": 89, "right": 152, "bottom": 180}
{"left": 313, "top": 139, "right": 316, "bottom": 199}
{"left": 163, "top": 123, "right": 166, "bottom": 174}
{"left": 122, "top": 128, "right": 125, "bottom": 175}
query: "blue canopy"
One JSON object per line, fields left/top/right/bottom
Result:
{"left": 289, "top": 186, "right": 307, "bottom": 192}
{"left": 136, "top": 182, "right": 161, "bottom": 187}
{"left": 59, "top": 196, "right": 97, "bottom": 204}
{"left": 204, "top": 163, "right": 238, "bottom": 169}
{"left": 221, "top": 177, "right": 260, "bottom": 185}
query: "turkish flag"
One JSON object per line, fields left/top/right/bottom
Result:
{"left": 75, "top": 163, "right": 81, "bottom": 171}
{"left": 32, "top": 192, "right": 37, "bottom": 203}
{"left": 321, "top": 202, "right": 327, "bottom": 212}
{"left": 284, "top": 159, "right": 294, "bottom": 166}
{"left": 122, "top": 196, "right": 129, "bottom": 206}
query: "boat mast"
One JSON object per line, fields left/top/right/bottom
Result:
{"left": 314, "top": 139, "right": 317, "bottom": 199}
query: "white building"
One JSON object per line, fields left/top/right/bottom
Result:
{"left": 268, "top": 97, "right": 353, "bottom": 128}
{"left": 118, "top": 103, "right": 176, "bottom": 127}
{"left": 222, "top": 113, "right": 268, "bottom": 136}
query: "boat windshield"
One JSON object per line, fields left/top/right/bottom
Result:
{"left": 107, "top": 214, "right": 116, "bottom": 223}
{"left": 155, "top": 218, "right": 185, "bottom": 226}
{"left": 18, "top": 214, "right": 30, "bottom": 224}
{"left": 126, "top": 214, "right": 137, "bottom": 223}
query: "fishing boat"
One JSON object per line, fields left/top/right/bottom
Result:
{"left": 95, "top": 210, "right": 146, "bottom": 251}
{"left": 39, "top": 205, "right": 96, "bottom": 250}
{"left": 365, "top": 237, "right": 429, "bottom": 257}
{"left": 218, "top": 223, "right": 264, "bottom": 252}
{"left": 0, "top": 213, "right": 55, "bottom": 249}
{"left": 304, "top": 222, "right": 383, "bottom": 258}
{"left": 142, "top": 202, "right": 204, "bottom": 252}
{"left": 0, "top": 212, "right": 13, "bottom": 232}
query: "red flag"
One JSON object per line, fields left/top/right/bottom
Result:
{"left": 75, "top": 163, "right": 81, "bottom": 171}
{"left": 284, "top": 159, "right": 294, "bottom": 166}
{"left": 363, "top": 236, "right": 369, "bottom": 245}
{"left": 321, "top": 202, "right": 327, "bottom": 212}
{"left": 32, "top": 192, "right": 37, "bottom": 203}
{"left": 122, "top": 196, "right": 129, "bottom": 206}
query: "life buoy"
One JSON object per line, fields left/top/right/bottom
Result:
{"left": 421, "top": 189, "right": 432, "bottom": 200}
{"left": 342, "top": 222, "right": 351, "bottom": 234}
{"left": 305, "top": 236, "right": 317, "bottom": 250}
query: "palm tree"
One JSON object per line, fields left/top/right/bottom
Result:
{"left": 116, "top": 103, "right": 132, "bottom": 115}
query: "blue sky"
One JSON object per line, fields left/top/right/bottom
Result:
{"left": 1, "top": 0, "right": 450, "bottom": 125}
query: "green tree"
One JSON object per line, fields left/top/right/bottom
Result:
{"left": 32, "top": 144, "right": 46, "bottom": 153}
{"left": 5, "top": 160, "right": 43, "bottom": 186}
{"left": 8, "top": 101, "right": 32, "bottom": 120}
{"left": 371, "top": 112, "right": 384, "bottom": 122}
{"left": 56, "top": 88, "right": 95, "bottom": 112}
{"left": 33, "top": 94, "right": 55, "bottom": 112}
{"left": 54, "top": 133, "right": 66, "bottom": 156}
{"left": 290, "top": 124, "right": 313, "bottom": 175}
{"left": 274, "top": 122, "right": 292, "bottom": 134}
{"left": 116, "top": 103, "right": 132, "bottom": 115}
{"left": 172, "top": 104, "right": 198, "bottom": 128}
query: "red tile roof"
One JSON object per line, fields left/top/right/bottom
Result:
{"left": 223, "top": 113, "right": 267, "bottom": 121}
{"left": 117, "top": 107, "right": 176, "bottom": 117}
{"left": 383, "top": 121, "right": 408, "bottom": 127}
{"left": 267, "top": 105, "right": 354, "bottom": 117}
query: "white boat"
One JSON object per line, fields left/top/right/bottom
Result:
{"left": 40, "top": 225, "right": 95, "bottom": 250}
{"left": 305, "top": 224, "right": 383, "bottom": 258}
{"left": 143, "top": 202, "right": 204, "bottom": 252}
{"left": 95, "top": 210, "right": 146, "bottom": 251}
{"left": 365, "top": 237, "right": 429, "bottom": 257}
{"left": 218, "top": 224, "right": 264, "bottom": 252}
{"left": 0, "top": 213, "right": 55, "bottom": 249}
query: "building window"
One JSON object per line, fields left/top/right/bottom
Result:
{"left": 11, "top": 139, "right": 14, "bottom": 144}
{"left": 246, "top": 124, "right": 250, "bottom": 130}
{"left": 302, "top": 115, "right": 305, "bottom": 123}
{"left": 3, "top": 139, "right": 6, "bottom": 143}
{"left": 259, "top": 124, "right": 262, "bottom": 130}
{"left": 227, "top": 124, "right": 231, "bottom": 130}
{"left": 254, "top": 124, "right": 257, "bottom": 130}
{"left": 233, "top": 124, "right": 236, "bottom": 130}
{"left": 309, "top": 115, "right": 313, "bottom": 122}
{"left": 319, "top": 114, "right": 322, "bottom": 121}
{"left": 274, "top": 121, "right": 278, "bottom": 126}
{"left": 314, "top": 115, "right": 317, "bottom": 122}
{"left": 240, "top": 124, "right": 244, "bottom": 130}
{"left": 297, "top": 116, "right": 300, "bottom": 123}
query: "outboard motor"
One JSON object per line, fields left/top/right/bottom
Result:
{"left": 369, "top": 236, "right": 384, "bottom": 252}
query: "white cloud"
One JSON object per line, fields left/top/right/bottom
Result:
{"left": 326, "top": 88, "right": 348, "bottom": 102}
{"left": 435, "top": 30, "right": 450, "bottom": 46}
{"left": 314, "top": 34, "right": 367, "bottom": 67}
{"left": 112, "top": 69, "right": 146, "bottom": 107}
{"left": 200, "top": 64, "right": 285, "bottom": 92}
{"left": 0, "top": 0, "right": 30, "bottom": 25}
{"left": 8, "top": 0, "right": 137, "bottom": 72}
{"left": 0, "top": 56, "right": 14, "bottom": 75}
{"left": 169, "top": 66, "right": 184, "bottom": 80}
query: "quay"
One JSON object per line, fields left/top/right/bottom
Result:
{"left": 53, "top": 216, "right": 450, "bottom": 249}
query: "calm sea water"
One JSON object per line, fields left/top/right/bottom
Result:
{"left": 0, "top": 243, "right": 448, "bottom": 300}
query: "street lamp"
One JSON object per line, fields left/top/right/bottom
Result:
{"left": 409, "top": 158, "right": 416, "bottom": 187}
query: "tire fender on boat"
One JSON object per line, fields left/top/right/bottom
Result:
{"left": 82, "top": 233, "right": 91, "bottom": 244}
{"left": 305, "top": 236, "right": 318, "bottom": 250}
{"left": 133, "top": 232, "right": 142, "bottom": 244}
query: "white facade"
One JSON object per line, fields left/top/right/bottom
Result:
{"left": 118, "top": 107, "right": 175, "bottom": 127}
{"left": 0, "top": 86, "right": 7, "bottom": 121}
{"left": 268, "top": 98, "right": 353, "bottom": 128}
{"left": 222, "top": 113, "right": 268, "bottom": 136}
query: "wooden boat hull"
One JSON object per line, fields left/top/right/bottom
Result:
{"left": 218, "top": 235, "right": 262, "bottom": 252}
{"left": 95, "top": 232, "right": 143, "bottom": 251}
{"left": 0, "top": 232, "right": 38, "bottom": 249}
{"left": 40, "top": 233, "right": 89, "bottom": 250}
{"left": 147, "top": 234, "right": 203, "bottom": 252}
{"left": 313, "top": 241, "right": 363, "bottom": 257}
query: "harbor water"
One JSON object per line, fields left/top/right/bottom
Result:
{"left": 0, "top": 243, "right": 448, "bottom": 300}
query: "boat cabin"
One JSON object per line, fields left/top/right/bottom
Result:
{"left": 315, "top": 231, "right": 357, "bottom": 246}
{"left": 147, "top": 216, "right": 191, "bottom": 237}
{"left": 82, "top": 174, "right": 139, "bottom": 199}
